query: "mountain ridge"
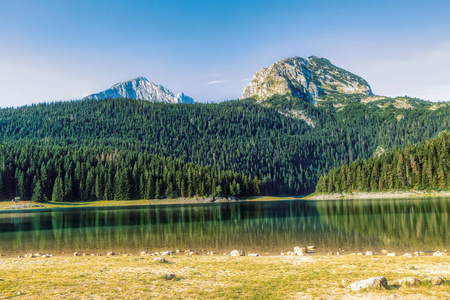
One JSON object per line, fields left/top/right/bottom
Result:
{"left": 241, "top": 56, "right": 372, "bottom": 102}
{"left": 84, "top": 77, "right": 194, "bottom": 104}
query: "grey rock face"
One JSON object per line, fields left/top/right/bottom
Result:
{"left": 84, "top": 77, "right": 194, "bottom": 104}
{"left": 241, "top": 56, "right": 372, "bottom": 101}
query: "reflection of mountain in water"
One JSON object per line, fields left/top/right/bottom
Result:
{"left": 0, "top": 199, "right": 448, "bottom": 253}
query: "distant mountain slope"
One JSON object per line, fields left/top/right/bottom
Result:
{"left": 315, "top": 132, "right": 450, "bottom": 194}
{"left": 84, "top": 77, "right": 194, "bottom": 104}
{"left": 2, "top": 96, "right": 450, "bottom": 195}
{"left": 241, "top": 56, "right": 372, "bottom": 101}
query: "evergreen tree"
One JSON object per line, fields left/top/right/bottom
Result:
{"left": 32, "top": 180, "right": 45, "bottom": 203}
{"left": 52, "top": 176, "right": 64, "bottom": 202}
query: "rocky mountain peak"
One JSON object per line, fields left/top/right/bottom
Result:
{"left": 84, "top": 77, "right": 194, "bottom": 104}
{"left": 240, "top": 56, "right": 372, "bottom": 101}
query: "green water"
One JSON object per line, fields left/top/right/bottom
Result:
{"left": 0, "top": 198, "right": 448, "bottom": 254}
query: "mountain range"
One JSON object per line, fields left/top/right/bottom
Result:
{"left": 1, "top": 55, "right": 449, "bottom": 200}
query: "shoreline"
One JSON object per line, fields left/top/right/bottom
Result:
{"left": 0, "top": 196, "right": 299, "bottom": 213}
{"left": 1, "top": 191, "right": 450, "bottom": 212}
{"left": 305, "top": 190, "right": 450, "bottom": 200}
{"left": 0, "top": 250, "right": 447, "bottom": 260}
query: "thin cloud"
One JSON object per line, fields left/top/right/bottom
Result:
{"left": 207, "top": 80, "right": 226, "bottom": 84}
{"left": 240, "top": 78, "right": 252, "bottom": 82}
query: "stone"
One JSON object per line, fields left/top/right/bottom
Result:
{"left": 24, "top": 253, "right": 34, "bottom": 258}
{"left": 294, "top": 247, "right": 307, "bottom": 255}
{"left": 161, "top": 251, "right": 172, "bottom": 256}
{"left": 286, "top": 251, "right": 297, "bottom": 256}
{"left": 164, "top": 273, "right": 175, "bottom": 280}
{"left": 186, "top": 251, "right": 197, "bottom": 256}
{"left": 280, "top": 252, "right": 286, "bottom": 256}
{"left": 425, "top": 276, "right": 446, "bottom": 285}
{"left": 140, "top": 251, "right": 148, "bottom": 256}
{"left": 348, "top": 276, "right": 388, "bottom": 291}
{"left": 73, "top": 252, "right": 78, "bottom": 257}
{"left": 403, "top": 253, "right": 413, "bottom": 257}
{"left": 366, "top": 251, "right": 374, "bottom": 256}
{"left": 398, "top": 277, "right": 421, "bottom": 287}
{"left": 433, "top": 251, "right": 447, "bottom": 256}
{"left": 154, "top": 257, "right": 168, "bottom": 263}
{"left": 17, "top": 256, "right": 23, "bottom": 258}
{"left": 381, "top": 250, "right": 389, "bottom": 254}
{"left": 387, "top": 252, "right": 396, "bottom": 256}
{"left": 230, "top": 250, "right": 245, "bottom": 256}
{"left": 307, "top": 246, "right": 316, "bottom": 250}
{"left": 107, "top": 252, "right": 114, "bottom": 257}
{"left": 357, "top": 253, "right": 363, "bottom": 256}
{"left": 248, "top": 253, "right": 259, "bottom": 257}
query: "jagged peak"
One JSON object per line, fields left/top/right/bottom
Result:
{"left": 241, "top": 56, "right": 372, "bottom": 100}
{"left": 84, "top": 77, "right": 194, "bottom": 104}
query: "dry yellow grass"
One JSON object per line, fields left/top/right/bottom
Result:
{"left": 0, "top": 254, "right": 448, "bottom": 299}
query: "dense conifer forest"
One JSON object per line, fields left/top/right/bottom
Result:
{"left": 0, "top": 142, "right": 261, "bottom": 201}
{"left": 316, "top": 132, "right": 450, "bottom": 193}
{"left": 1, "top": 95, "right": 450, "bottom": 197}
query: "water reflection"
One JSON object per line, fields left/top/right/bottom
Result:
{"left": 0, "top": 198, "right": 448, "bottom": 254}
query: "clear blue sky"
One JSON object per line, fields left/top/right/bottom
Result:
{"left": 1, "top": 0, "right": 450, "bottom": 107}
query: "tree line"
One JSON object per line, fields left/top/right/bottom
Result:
{"left": 0, "top": 142, "right": 261, "bottom": 202}
{"left": 1, "top": 95, "right": 450, "bottom": 195}
{"left": 316, "top": 132, "right": 450, "bottom": 193}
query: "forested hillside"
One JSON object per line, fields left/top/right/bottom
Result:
{"left": 0, "top": 142, "right": 261, "bottom": 201}
{"left": 1, "top": 95, "right": 450, "bottom": 196}
{"left": 315, "top": 132, "right": 450, "bottom": 193}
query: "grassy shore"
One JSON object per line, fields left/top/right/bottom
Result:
{"left": 305, "top": 190, "right": 450, "bottom": 200}
{"left": 0, "top": 196, "right": 300, "bottom": 212}
{"left": 0, "top": 255, "right": 448, "bottom": 299}
{"left": 1, "top": 192, "right": 449, "bottom": 212}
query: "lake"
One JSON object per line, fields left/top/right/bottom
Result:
{"left": 0, "top": 198, "right": 448, "bottom": 256}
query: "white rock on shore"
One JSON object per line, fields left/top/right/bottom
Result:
{"left": 348, "top": 276, "right": 388, "bottom": 291}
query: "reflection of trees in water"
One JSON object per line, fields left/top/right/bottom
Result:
{"left": 315, "top": 198, "right": 449, "bottom": 250}
{"left": 0, "top": 199, "right": 448, "bottom": 253}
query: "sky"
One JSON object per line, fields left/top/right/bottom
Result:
{"left": 0, "top": 0, "right": 450, "bottom": 107}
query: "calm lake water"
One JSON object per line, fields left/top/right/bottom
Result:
{"left": 0, "top": 198, "right": 448, "bottom": 255}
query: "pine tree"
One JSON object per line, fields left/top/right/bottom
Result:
{"left": 0, "top": 173, "right": 3, "bottom": 195}
{"left": 32, "top": 180, "right": 45, "bottom": 203}
{"left": 52, "top": 176, "right": 64, "bottom": 202}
